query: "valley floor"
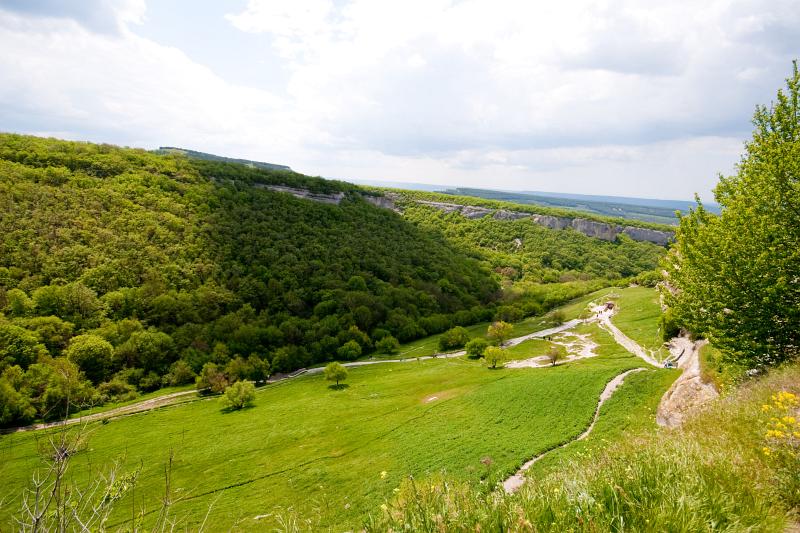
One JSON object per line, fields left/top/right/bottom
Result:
{"left": 0, "top": 287, "right": 683, "bottom": 531}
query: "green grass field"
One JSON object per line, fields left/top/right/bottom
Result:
{"left": 0, "top": 286, "right": 675, "bottom": 531}
{"left": 607, "top": 286, "right": 670, "bottom": 360}
{"left": 1, "top": 351, "right": 645, "bottom": 530}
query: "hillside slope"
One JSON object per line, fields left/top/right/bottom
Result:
{"left": 0, "top": 134, "right": 664, "bottom": 427}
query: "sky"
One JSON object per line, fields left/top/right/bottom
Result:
{"left": 0, "top": 0, "right": 798, "bottom": 201}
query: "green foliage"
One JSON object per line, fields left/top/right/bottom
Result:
{"left": 324, "top": 361, "right": 348, "bottom": 386}
{"left": 375, "top": 335, "right": 400, "bottom": 354}
{"left": 0, "top": 133, "right": 501, "bottom": 414}
{"left": 437, "top": 326, "right": 470, "bottom": 351}
{"left": 398, "top": 196, "right": 665, "bottom": 284}
{"left": 0, "top": 322, "right": 48, "bottom": 370}
{"left": 487, "top": 321, "right": 513, "bottom": 345}
{"left": 337, "top": 340, "right": 362, "bottom": 361}
{"left": 196, "top": 362, "right": 228, "bottom": 394}
{"left": 64, "top": 334, "right": 114, "bottom": 384}
{"left": 663, "top": 63, "right": 800, "bottom": 368}
{"left": 483, "top": 346, "right": 504, "bottom": 369}
{"left": 464, "top": 338, "right": 489, "bottom": 359}
{"left": 224, "top": 380, "right": 256, "bottom": 410}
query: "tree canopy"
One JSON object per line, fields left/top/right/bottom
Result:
{"left": 663, "top": 62, "right": 800, "bottom": 368}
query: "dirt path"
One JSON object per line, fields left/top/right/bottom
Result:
{"left": 502, "top": 367, "right": 648, "bottom": 493}
{"left": 0, "top": 390, "right": 199, "bottom": 434}
{"left": 593, "top": 306, "right": 661, "bottom": 367}
{"left": 505, "top": 331, "right": 599, "bottom": 369}
{"left": 656, "top": 337, "right": 718, "bottom": 427}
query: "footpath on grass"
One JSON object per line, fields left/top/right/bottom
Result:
{"left": 502, "top": 367, "right": 648, "bottom": 493}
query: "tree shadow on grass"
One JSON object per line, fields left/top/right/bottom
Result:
{"left": 328, "top": 384, "right": 350, "bottom": 391}
{"left": 220, "top": 404, "right": 257, "bottom": 414}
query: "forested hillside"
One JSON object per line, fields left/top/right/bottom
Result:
{"left": 0, "top": 134, "right": 664, "bottom": 426}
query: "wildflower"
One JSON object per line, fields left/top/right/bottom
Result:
{"left": 380, "top": 504, "right": 388, "bottom": 512}
{"left": 393, "top": 488, "right": 400, "bottom": 494}
{"left": 762, "top": 447, "right": 771, "bottom": 456}
{"left": 380, "top": 471, "right": 388, "bottom": 479}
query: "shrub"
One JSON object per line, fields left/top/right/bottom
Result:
{"left": 465, "top": 338, "right": 489, "bottom": 359}
{"left": 438, "top": 327, "right": 470, "bottom": 351}
{"left": 337, "top": 340, "right": 362, "bottom": 361}
{"left": 376, "top": 335, "right": 400, "bottom": 354}
{"left": 196, "top": 362, "right": 228, "bottom": 394}
{"left": 224, "top": 381, "right": 255, "bottom": 410}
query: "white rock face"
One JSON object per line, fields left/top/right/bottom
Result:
{"left": 255, "top": 184, "right": 345, "bottom": 205}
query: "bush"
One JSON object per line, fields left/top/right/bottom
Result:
{"left": 196, "top": 362, "right": 228, "bottom": 394}
{"left": 223, "top": 381, "right": 256, "bottom": 410}
{"left": 375, "top": 335, "right": 400, "bottom": 354}
{"left": 438, "top": 327, "right": 470, "bottom": 351}
{"left": 337, "top": 340, "right": 362, "bottom": 361}
{"left": 97, "top": 378, "right": 138, "bottom": 403}
{"left": 465, "top": 338, "right": 489, "bottom": 359}
{"left": 164, "top": 360, "right": 196, "bottom": 386}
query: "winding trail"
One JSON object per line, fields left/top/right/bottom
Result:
{"left": 656, "top": 336, "right": 718, "bottom": 427}
{"left": 501, "top": 367, "right": 648, "bottom": 493}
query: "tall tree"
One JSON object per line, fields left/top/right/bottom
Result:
{"left": 663, "top": 62, "right": 800, "bottom": 367}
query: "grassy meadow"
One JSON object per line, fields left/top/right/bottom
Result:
{"left": 1, "top": 343, "right": 648, "bottom": 530}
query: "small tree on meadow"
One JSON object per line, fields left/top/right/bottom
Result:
{"left": 224, "top": 381, "right": 256, "bottom": 410}
{"left": 465, "top": 338, "right": 489, "bottom": 359}
{"left": 484, "top": 346, "right": 504, "bottom": 369}
{"left": 376, "top": 335, "right": 400, "bottom": 354}
{"left": 546, "top": 346, "right": 563, "bottom": 367}
{"left": 487, "top": 321, "right": 513, "bottom": 346}
{"left": 324, "top": 362, "right": 348, "bottom": 387}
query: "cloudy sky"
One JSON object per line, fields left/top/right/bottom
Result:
{"left": 1, "top": 0, "right": 797, "bottom": 200}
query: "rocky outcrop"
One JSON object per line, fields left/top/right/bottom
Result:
{"left": 362, "top": 194, "right": 396, "bottom": 210}
{"left": 622, "top": 226, "right": 673, "bottom": 246}
{"left": 255, "top": 184, "right": 345, "bottom": 205}
{"left": 531, "top": 214, "right": 572, "bottom": 230}
{"left": 571, "top": 218, "right": 621, "bottom": 241}
{"left": 418, "top": 201, "right": 493, "bottom": 218}
{"left": 493, "top": 210, "right": 530, "bottom": 220}
{"left": 417, "top": 200, "right": 674, "bottom": 245}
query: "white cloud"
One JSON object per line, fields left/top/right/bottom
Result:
{"left": 0, "top": 0, "right": 797, "bottom": 201}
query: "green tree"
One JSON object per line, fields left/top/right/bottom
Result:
{"left": 64, "top": 334, "right": 114, "bottom": 384}
{"left": 324, "top": 362, "right": 348, "bottom": 386}
{"left": 376, "top": 335, "right": 400, "bottom": 354}
{"left": 224, "top": 381, "right": 256, "bottom": 410}
{"left": 465, "top": 338, "right": 489, "bottom": 359}
{"left": 0, "top": 324, "right": 48, "bottom": 370}
{"left": 484, "top": 346, "right": 504, "bottom": 369}
{"left": 487, "top": 321, "right": 513, "bottom": 346}
{"left": 247, "top": 354, "right": 270, "bottom": 383}
{"left": 196, "top": 362, "right": 228, "bottom": 394}
{"left": 438, "top": 326, "right": 470, "bottom": 351}
{"left": 663, "top": 63, "right": 800, "bottom": 368}
{"left": 337, "top": 340, "right": 362, "bottom": 361}
{"left": 5, "top": 289, "right": 35, "bottom": 317}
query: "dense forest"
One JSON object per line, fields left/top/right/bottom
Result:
{"left": 0, "top": 134, "right": 664, "bottom": 426}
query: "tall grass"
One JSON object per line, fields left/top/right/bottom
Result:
{"left": 366, "top": 364, "right": 800, "bottom": 532}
